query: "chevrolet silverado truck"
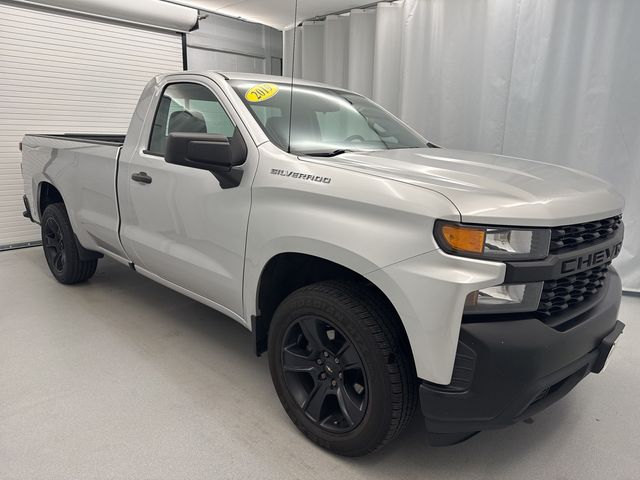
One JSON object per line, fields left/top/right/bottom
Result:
{"left": 20, "top": 72, "right": 625, "bottom": 456}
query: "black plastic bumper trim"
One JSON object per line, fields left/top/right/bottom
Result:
{"left": 592, "top": 319, "right": 624, "bottom": 373}
{"left": 22, "top": 194, "right": 35, "bottom": 223}
{"left": 420, "top": 270, "right": 623, "bottom": 443}
{"left": 73, "top": 234, "right": 103, "bottom": 261}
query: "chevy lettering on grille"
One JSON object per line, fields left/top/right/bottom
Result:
{"left": 560, "top": 242, "right": 622, "bottom": 274}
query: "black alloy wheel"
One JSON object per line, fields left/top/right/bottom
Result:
{"left": 281, "top": 315, "right": 368, "bottom": 433}
{"left": 43, "top": 216, "right": 66, "bottom": 273}
{"left": 40, "top": 203, "right": 98, "bottom": 284}
{"left": 268, "top": 281, "right": 418, "bottom": 456}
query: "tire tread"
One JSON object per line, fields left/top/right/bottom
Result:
{"left": 41, "top": 203, "right": 98, "bottom": 284}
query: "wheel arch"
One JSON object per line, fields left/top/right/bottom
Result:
{"left": 37, "top": 181, "right": 102, "bottom": 261}
{"left": 250, "top": 251, "right": 414, "bottom": 367}
{"left": 38, "top": 181, "right": 65, "bottom": 217}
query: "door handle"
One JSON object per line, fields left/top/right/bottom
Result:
{"left": 131, "top": 172, "right": 152, "bottom": 184}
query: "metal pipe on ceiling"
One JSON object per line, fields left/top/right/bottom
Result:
{"left": 13, "top": 0, "right": 199, "bottom": 32}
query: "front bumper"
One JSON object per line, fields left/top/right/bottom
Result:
{"left": 420, "top": 269, "right": 624, "bottom": 445}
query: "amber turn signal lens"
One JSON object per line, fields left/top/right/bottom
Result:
{"left": 440, "top": 224, "right": 486, "bottom": 253}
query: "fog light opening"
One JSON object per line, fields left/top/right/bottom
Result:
{"left": 464, "top": 282, "right": 543, "bottom": 314}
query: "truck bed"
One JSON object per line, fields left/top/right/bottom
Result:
{"left": 26, "top": 133, "right": 126, "bottom": 146}
{"left": 21, "top": 132, "right": 126, "bottom": 257}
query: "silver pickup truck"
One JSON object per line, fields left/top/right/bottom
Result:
{"left": 21, "top": 71, "right": 625, "bottom": 456}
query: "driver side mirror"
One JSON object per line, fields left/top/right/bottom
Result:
{"left": 165, "top": 130, "right": 247, "bottom": 188}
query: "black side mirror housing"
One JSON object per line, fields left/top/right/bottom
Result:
{"left": 165, "top": 129, "right": 247, "bottom": 188}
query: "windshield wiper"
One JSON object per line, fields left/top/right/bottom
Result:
{"left": 304, "top": 149, "right": 352, "bottom": 157}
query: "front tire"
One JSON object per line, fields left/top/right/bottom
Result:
{"left": 41, "top": 203, "right": 98, "bottom": 284}
{"left": 268, "top": 281, "right": 417, "bottom": 456}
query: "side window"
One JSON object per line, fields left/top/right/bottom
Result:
{"left": 149, "top": 83, "right": 236, "bottom": 155}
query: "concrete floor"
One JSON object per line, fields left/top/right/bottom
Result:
{"left": 0, "top": 248, "right": 638, "bottom": 480}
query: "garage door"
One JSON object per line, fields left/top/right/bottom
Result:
{"left": 0, "top": 2, "right": 184, "bottom": 249}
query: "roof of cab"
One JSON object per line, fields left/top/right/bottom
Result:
{"left": 214, "top": 71, "right": 352, "bottom": 92}
{"left": 153, "top": 71, "right": 353, "bottom": 93}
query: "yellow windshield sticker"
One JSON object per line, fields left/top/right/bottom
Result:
{"left": 245, "top": 83, "right": 279, "bottom": 102}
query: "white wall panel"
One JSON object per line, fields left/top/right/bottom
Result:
{"left": 372, "top": 2, "right": 403, "bottom": 113}
{"left": 188, "top": 48, "right": 267, "bottom": 73}
{"left": 283, "top": 26, "right": 302, "bottom": 78}
{"left": 347, "top": 9, "right": 376, "bottom": 97}
{"left": 323, "top": 15, "right": 349, "bottom": 89}
{"left": 0, "top": 2, "right": 183, "bottom": 248}
{"left": 187, "top": 12, "right": 282, "bottom": 75}
{"left": 301, "top": 21, "right": 324, "bottom": 82}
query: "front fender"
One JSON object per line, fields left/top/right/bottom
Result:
{"left": 366, "top": 249, "right": 505, "bottom": 384}
{"left": 244, "top": 144, "right": 462, "bottom": 321}
{"left": 243, "top": 237, "right": 384, "bottom": 319}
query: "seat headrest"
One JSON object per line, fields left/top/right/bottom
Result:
{"left": 265, "top": 116, "right": 290, "bottom": 147}
{"left": 168, "top": 110, "right": 207, "bottom": 134}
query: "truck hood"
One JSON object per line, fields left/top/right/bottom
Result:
{"left": 311, "top": 148, "right": 624, "bottom": 226}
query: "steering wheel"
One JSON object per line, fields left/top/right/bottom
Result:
{"left": 345, "top": 134, "right": 365, "bottom": 143}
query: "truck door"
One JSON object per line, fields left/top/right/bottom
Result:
{"left": 117, "top": 77, "right": 256, "bottom": 318}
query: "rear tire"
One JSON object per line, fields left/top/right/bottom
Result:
{"left": 268, "top": 280, "right": 417, "bottom": 456}
{"left": 41, "top": 203, "right": 98, "bottom": 284}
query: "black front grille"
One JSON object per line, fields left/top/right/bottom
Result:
{"left": 549, "top": 215, "right": 622, "bottom": 253}
{"left": 537, "top": 263, "right": 610, "bottom": 316}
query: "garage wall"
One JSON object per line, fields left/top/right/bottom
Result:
{"left": 284, "top": 0, "right": 640, "bottom": 292}
{"left": 0, "top": 2, "right": 184, "bottom": 249}
{"left": 186, "top": 12, "right": 283, "bottom": 74}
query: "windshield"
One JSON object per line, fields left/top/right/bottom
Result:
{"left": 229, "top": 80, "right": 426, "bottom": 156}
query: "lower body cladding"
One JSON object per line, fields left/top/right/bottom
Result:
{"left": 421, "top": 270, "right": 624, "bottom": 445}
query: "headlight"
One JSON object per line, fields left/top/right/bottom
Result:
{"left": 464, "top": 282, "right": 543, "bottom": 314}
{"left": 434, "top": 221, "right": 551, "bottom": 260}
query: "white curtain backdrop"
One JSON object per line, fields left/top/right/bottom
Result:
{"left": 284, "top": 0, "right": 640, "bottom": 292}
